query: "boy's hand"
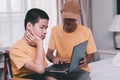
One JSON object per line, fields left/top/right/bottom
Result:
{"left": 24, "top": 28, "right": 42, "bottom": 46}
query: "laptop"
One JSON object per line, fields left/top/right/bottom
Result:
{"left": 45, "top": 40, "right": 88, "bottom": 75}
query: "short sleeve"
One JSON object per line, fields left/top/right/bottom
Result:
{"left": 10, "top": 48, "right": 32, "bottom": 69}
{"left": 86, "top": 29, "right": 97, "bottom": 54}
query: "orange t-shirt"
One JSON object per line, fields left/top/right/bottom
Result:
{"left": 48, "top": 24, "right": 97, "bottom": 71}
{"left": 10, "top": 39, "right": 47, "bottom": 77}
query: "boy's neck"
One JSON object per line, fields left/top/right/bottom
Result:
{"left": 22, "top": 37, "right": 36, "bottom": 47}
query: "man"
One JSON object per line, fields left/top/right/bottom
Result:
{"left": 10, "top": 8, "right": 51, "bottom": 80}
{"left": 46, "top": 0, "right": 97, "bottom": 80}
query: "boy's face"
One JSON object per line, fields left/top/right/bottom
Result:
{"left": 32, "top": 18, "right": 49, "bottom": 40}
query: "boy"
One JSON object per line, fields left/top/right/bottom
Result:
{"left": 10, "top": 8, "right": 51, "bottom": 80}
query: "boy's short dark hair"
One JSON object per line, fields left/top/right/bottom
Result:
{"left": 24, "top": 8, "right": 49, "bottom": 30}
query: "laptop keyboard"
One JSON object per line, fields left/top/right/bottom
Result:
{"left": 52, "top": 63, "right": 69, "bottom": 71}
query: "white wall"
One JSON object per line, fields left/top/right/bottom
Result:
{"left": 92, "top": 0, "right": 117, "bottom": 50}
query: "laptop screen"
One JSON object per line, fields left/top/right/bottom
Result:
{"left": 68, "top": 40, "right": 88, "bottom": 72}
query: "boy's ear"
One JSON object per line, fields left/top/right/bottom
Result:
{"left": 26, "top": 22, "right": 32, "bottom": 30}
{"left": 26, "top": 22, "right": 34, "bottom": 35}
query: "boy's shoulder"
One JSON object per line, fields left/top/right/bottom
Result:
{"left": 11, "top": 39, "right": 26, "bottom": 49}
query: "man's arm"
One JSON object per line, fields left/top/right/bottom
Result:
{"left": 46, "top": 48, "right": 55, "bottom": 62}
{"left": 86, "top": 53, "right": 94, "bottom": 63}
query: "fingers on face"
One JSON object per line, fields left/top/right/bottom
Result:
{"left": 26, "top": 30, "right": 35, "bottom": 41}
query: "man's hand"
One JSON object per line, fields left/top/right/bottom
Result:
{"left": 53, "top": 58, "right": 69, "bottom": 65}
{"left": 53, "top": 58, "right": 64, "bottom": 64}
{"left": 79, "top": 58, "right": 87, "bottom": 68}
{"left": 79, "top": 54, "right": 93, "bottom": 68}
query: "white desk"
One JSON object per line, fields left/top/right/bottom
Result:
{"left": 89, "top": 58, "right": 120, "bottom": 80}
